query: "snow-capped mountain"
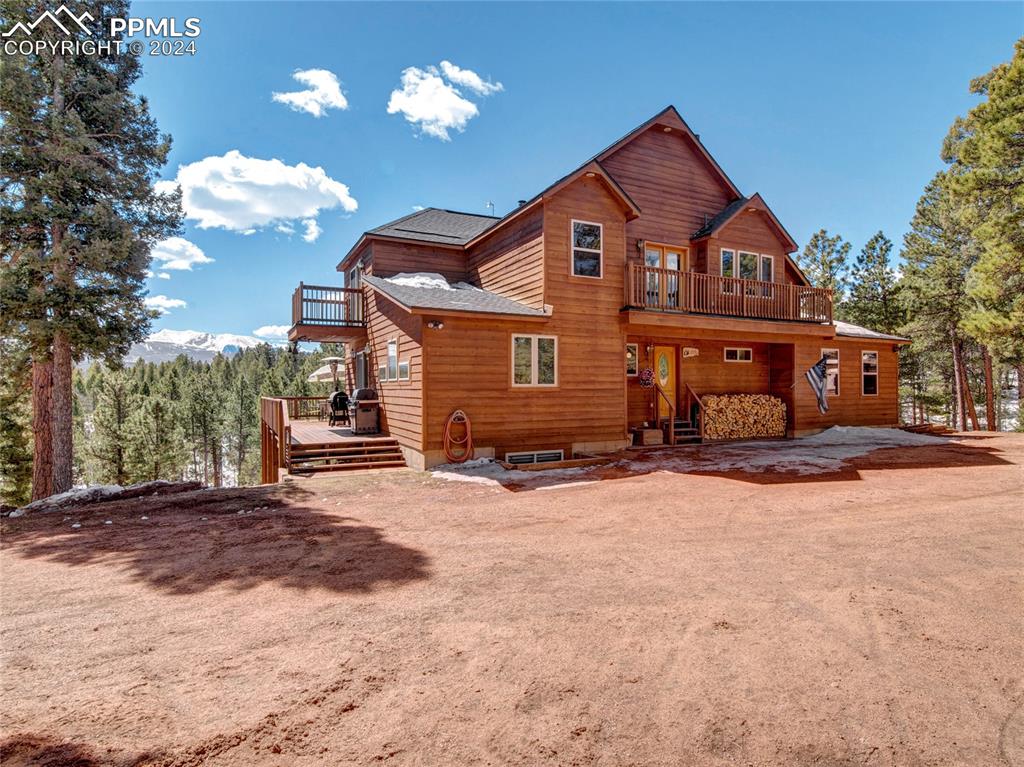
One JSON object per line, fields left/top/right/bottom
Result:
{"left": 126, "top": 330, "right": 276, "bottom": 364}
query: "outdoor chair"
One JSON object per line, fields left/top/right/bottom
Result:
{"left": 329, "top": 391, "right": 351, "bottom": 427}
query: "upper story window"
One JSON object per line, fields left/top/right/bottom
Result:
{"left": 513, "top": 334, "right": 557, "bottom": 386}
{"left": 347, "top": 262, "right": 362, "bottom": 289}
{"left": 571, "top": 220, "right": 602, "bottom": 278}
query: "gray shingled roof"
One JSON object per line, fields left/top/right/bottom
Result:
{"left": 363, "top": 275, "right": 547, "bottom": 317}
{"left": 834, "top": 321, "right": 909, "bottom": 342}
{"left": 368, "top": 208, "right": 499, "bottom": 246}
{"left": 692, "top": 197, "right": 750, "bottom": 239}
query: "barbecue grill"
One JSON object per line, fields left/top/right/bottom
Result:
{"left": 350, "top": 388, "right": 380, "bottom": 434}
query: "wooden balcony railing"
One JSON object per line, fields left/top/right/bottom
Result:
{"left": 292, "top": 282, "right": 364, "bottom": 328}
{"left": 625, "top": 265, "right": 832, "bottom": 323}
{"left": 259, "top": 396, "right": 291, "bottom": 484}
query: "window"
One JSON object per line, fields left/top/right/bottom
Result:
{"left": 347, "top": 265, "right": 361, "bottom": 289}
{"left": 398, "top": 361, "right": 410, "bottom": 381}
{"left": 759, "top": 255, "right": 774, "bottom": 283}
{"left": 822, "top": 348, "right": 840, "bottom": 396}
{"left": 387, "top": 340, "right": 399, "bottom": 381}
{"left": 862, "top": 351, "right": 879, "bottom": 396}
{"left": 721, "top": 248, "right": 735, "bottom": 278}
{"left": 625, "top": 343, "right": 639, "bottom": 376}
{"left": 738, "top": 251, "right": 758, "bottom": 281}
{"left": 377, "top": 365, "right": 387, "bottom": 382}
{"left": 724, "top": 347, "right": 753, "bottom": 363}
{"left": 571, "top": 220, "right": 602, "bottom": 278}
{"left": 512, "top": 335, "right": 557, "bottom": 386}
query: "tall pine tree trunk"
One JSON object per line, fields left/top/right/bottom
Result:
{"left": 30, "top": 360, "right": 54, "bottom": 501}
{"left": 51, "top": 330, "right": 74, "bottom": 492}
{"left": 951, "top": 331, "right": 967, "bottom": 431}
{"left": 982, "top": 347, "right": 997, "bottom": 431}
{"left": 959, "top": 348, "right": 980, "bottom": 431}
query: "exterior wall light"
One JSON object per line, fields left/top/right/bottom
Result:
{"left": 427, "top": 320, "right": 444, "bottom": 330}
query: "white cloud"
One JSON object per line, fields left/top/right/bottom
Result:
{"left": 252, "top": 324, "right": 291, "bottom": 339}
{"left": 158, "top": 272, "right": 170, "bottom": 279}
{"left": 275, "top": 223, "right": 295, "bottom": 235}
{"left": 412, "top": 205, "right": 425, "bottom": 211}
{"left": 151, "top": 237, "right": 213, "bottom": 271}
{"left": 301, "top": 218, "right": 322, "bottom": 242}
{"left": 272, "top": 68, "right": 348, "bottom": 118}
{"left": 439, "top": 61, "right": 503, "bottom": 96}
{"left": 155, "top": 151, "right": 357, "bottom": 238}
{"left": 387, "top": 61, "right": 502, "bottom": 141}
{"left": 145, "top": 295, "right": 187, "bottom": 314}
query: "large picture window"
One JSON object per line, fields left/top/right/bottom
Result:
{"left": 822, "top": 348, "right": 840, "bottom": 396}
{"left": 571, "top": 220, "right": 602, "bottom": 278}
{"left": 513, "top": 335, "right": 557, "bottom": 386}
{"left": 862, "top": 351, "right": 879, "bottom": 396}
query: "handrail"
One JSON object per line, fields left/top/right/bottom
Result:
{"left": 653, "top": 382, "right": 676, "bottom": 446}
{"left": 684, "top": 382, "right": 706, "bottom": 442}
{"left": 625, "top": 264, "right": 832, "bottom": 323}
{"left": 292, "top": 283, "right": 365, "bottom": 327}
{"left": 259, "top": 397, "right": 292, "bottom": 483}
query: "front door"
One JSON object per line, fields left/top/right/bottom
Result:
{"left": 654, "top": 346, "right": 676, "bottom": 421}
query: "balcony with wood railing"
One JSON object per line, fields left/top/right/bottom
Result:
{"left": 288, "top": 282, "right": 366, "bottom": 342}
{"left": 625, "top": 264, "right": 832, "bottom": 324}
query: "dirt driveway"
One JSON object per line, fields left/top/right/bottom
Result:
{"left": 2, "top": 433, "right": 1022, "bottom": 766}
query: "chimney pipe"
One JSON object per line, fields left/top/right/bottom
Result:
{"left": 517, "top": 199, "right": 527, "bottom": 208}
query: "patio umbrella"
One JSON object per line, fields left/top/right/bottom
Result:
{"left": 310, "top": 356, "right": 346, "bottom": 389}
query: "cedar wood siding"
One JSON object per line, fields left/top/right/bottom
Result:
{"left": 705, "top": 211, "right": 795, "bottom": 285}
{"left": 466, "top": 206, "right": 545, "bottom": 310}
{"left": 367, "top": 240, "right": 467, "bottom": 284}
{"left": 364, "top": 288, "right": 425, "bottom": 453}
{"left": 421, "top": 176, "right": 629, "bottom": 461}
{"left": 792, "top": 339, "right": 900, "bottom": 433}
{"left": 625, "top": 338, "right": 784, "bottom": 428}
{"left": 623, "top": 334, "right": 899, "bottom": 435}
{"left": 600, "top": 127, "right": 732, "bottom": 266}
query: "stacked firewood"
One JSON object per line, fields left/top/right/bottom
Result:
{"left": 702, "top": 394, "right": 786, "bottom": 440}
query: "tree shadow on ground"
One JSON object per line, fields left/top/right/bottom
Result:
{"left": 2, "top": 484, "right": 430, "bottom": 596}
{"left": 0, "top": 733, "right": 160, "bottom": 767}
{"left": 489, "top": 439, "right": 1016, "bottom": 491}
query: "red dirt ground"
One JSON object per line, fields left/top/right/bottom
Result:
{"left": 2, "top": 433, "right": 1022, "bottom": 766}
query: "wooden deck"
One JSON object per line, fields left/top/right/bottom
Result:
{"left": 289, "top": 419, "right": 395, "bottom": 447}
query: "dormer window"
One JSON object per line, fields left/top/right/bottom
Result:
{"left": 571, "top": 220, "right": 602, "bottom": 278}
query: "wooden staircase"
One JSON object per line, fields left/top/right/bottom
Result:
{"left": 288, "top": 437, "right": 406, "bottom": 474}
{"left": 668, "top": 418, "right": 703, "bottom": 445}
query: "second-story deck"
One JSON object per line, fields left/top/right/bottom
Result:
{"left": 624, "top": 264, "right": 832, "bottom": 325}
{"left": 288, "top": 283, "right": 366, "bottom": 343}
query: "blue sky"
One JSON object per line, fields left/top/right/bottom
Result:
{"left": 134, "top": 1, "right": 1021, "bottom": 339}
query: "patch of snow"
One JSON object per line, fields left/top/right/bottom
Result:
{"left": 626, "top": 426, "right": 947, "bottom": 476}
{"left": 386, "top": 272, "right": 452, "bottom": 290}
{"left": 17, "top": 485, "right": 124, "bottom": 514}
{"left": 430, "top": 457, "right": 600, "bottom": 487}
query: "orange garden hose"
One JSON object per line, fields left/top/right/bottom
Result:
{"left": 442, "top": 409, "right": 473, "bottom": 463}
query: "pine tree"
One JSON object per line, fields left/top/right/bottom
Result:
{"left": 89, "top": 369, "right": 138, "bottom": 485}
{"left": 845, "top": 232, "right": 904, "bottom": 334}
{"left": 126, "top": 385, "right": 183, "bottom": 482}
{"left": 942, "top": 39, "right": 1023, "bottom": 366}
{"left": 0, "top": 337, "right": 32, "bottom": 506}
{"left": 0, "top": 0, "right": 183, "bottom": 500}
{"left": 899, "top": 173, "right": 980, "bottom": 429}
{"left": 797, "top": 229, "right": 851, "bottom": 301}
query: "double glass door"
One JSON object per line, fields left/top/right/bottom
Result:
{"left": 644, "top": 244, "right": 687, "bottom": 309}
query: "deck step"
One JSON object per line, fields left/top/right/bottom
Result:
{"left": 292, "top": 459, "right": 407, "bottom": 473}
{"left": 291, "top": 443, "right": 402, "bottom": 458}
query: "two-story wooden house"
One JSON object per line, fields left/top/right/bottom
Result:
{"left": 262, "top": 106, "right": 907, "bottom": 477}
